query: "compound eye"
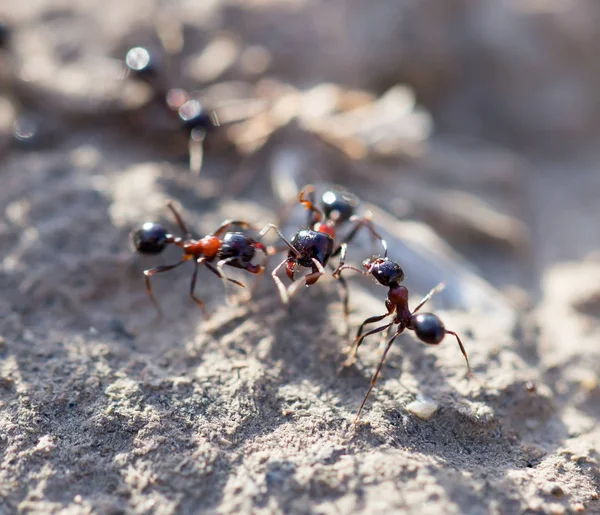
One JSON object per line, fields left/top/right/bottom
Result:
{"left": 132, "top": 222, "right": 169, "bottom": 254}
{"left": 412, "top": 313, "right": 445, "bottom": 345}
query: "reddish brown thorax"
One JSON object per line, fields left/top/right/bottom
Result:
{"left": 389, "top": 284, "right": 411, "bottom": 323}
{"left": 184, "top": 235, "right": 221, "bottom": 258}
{"left": 314, "top": 222, "right": 336, "bottom": 238}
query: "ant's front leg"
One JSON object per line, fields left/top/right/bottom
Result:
{"left": 332, "top": 243, "right": 369, "bottom": 279}
{"left": 287, "top": 258, "right": 325, "bottom": 300}
{"left": 258, "top": 224, "right": 301, "bottom": 258}
{"left": 271, "top": 258, "right": 292, "bottom": 305}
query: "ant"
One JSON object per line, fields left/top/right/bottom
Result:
{"left": 262, "top": 186, "right": 387, "bottom": 324}
{"left": 335, "top": 255, "right": 471, "bottom": 424}
{"left": 132, "top": 202, "right": 267, "bottom": 316}
{"left": 124, "top": 46, "right": 220, "bottom": 174}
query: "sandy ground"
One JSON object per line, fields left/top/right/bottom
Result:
{"left": 0, "top": 1, "right": 599, "bottom": 514}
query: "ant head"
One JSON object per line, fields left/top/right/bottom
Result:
{"left": 321, "top": 189, "right": 359, "bottom": 223}
{"left": 290, "top": 230, "right": 334, "bottom": 268}
{"left": 177, "top": 99, "right": 217, "bottom": 133}
{"left": 132, "top": 222, "right": 170, "bottom": 254}
{"left": 411, "top": 313, "right": 445, "bottom": 345}
{"left": 362, "top": 256, "right": 405, "bottom": 287}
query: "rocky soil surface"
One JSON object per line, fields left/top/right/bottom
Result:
{"left": 0, "top": 1, "right": 599, "bottom": 514}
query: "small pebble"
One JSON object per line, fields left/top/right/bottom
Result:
{"left": 406, "top": 397, "right": 438, "bottom": 420}
{"left": 550, "top": 484, "right": 564, "bottom": 498}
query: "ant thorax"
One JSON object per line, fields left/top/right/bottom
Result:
{"left": 183, "top": 235, "right": 221, "bottom": 259}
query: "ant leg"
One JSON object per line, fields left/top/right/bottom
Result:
{"left": 378, "top": 323, "right": 395, "bottom": 352}
{"left": 334, "top": 266, "right": 351, "bottom": 337}
{"left": 355, "top": 313, "right": 392, "bottom": 343}
{"left": 167, "top": 202, "right": 191, "bottom": 238}
{"left": 144, "top": 261, "right": 186, "bottom": 316}
{"left": 189, "top": 128, "right": 205, "bottom": 175}
{"left": 189, "top": 258, "right": 209, "bottom": 317}
{"left": 271, "top": 258, "right": 291, "bottom": 305}
{"left": 206, "top": 258, "right": 247, "bottom": 306}
{"left": 446, "top": 330, "right": 472, "bottom": 375}
{"left": 343, "top": 321, "right": 393, "bottom": 368}
{"left": 258, "top": 224, "right": 301, "bottom": 258}
{"left": 206, "top": 259, "right": 246, "bottom": 288}
{"left": 328, "top": 242, "right": 352, "bottom": 333}
{"left": 299, "top": 185, "right": 323, "bottom": 226}
{"left": 287, "top": 258, "right": 325, "bottom": 300}
{"left": 412, "top": 282, "right": 447, "bottom": 314}
{"left": 353, "top": 327, "right": 404, "bottom": 425}
{"left": 333, "top": 244, "right": 370, "bottom": 279}
{"left": 212, "top": 220, "right": 256, "bottom": 238}
{"left": 332, "top": 212, "right": 388, "bottom": 258}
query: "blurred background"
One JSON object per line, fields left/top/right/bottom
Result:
{"left": 0, "top": 1, "right": 599, "bottom": 513}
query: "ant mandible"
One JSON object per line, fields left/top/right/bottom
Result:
{"left": 335, "top": 255, "right": 471, "bottom": 424}
{"left": 132, "top": 202, "right": 267, "bottom": 316}
{"left": 261, "top": 186, "right": 387, "bottom": 318}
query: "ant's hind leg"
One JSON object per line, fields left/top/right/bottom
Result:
{"left": 446, "top": 330, "right": 472, "bottom": 375}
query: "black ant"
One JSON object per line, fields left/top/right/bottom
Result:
{"left": 335, "top": 255, "right": 471, "bottom": 424}
{"left": 262, "top": 186, "right": 387, "bottom": 323}
{"left": 124, "top": 46, "right": 220, "bottom": 174}
{"left": 132, "top": 202, "right": 267, "bottom": 316}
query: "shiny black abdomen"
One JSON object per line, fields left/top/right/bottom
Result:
{"left": 411, "top": 313, "right": 445, "bottom": 345}
{"left": 321, "top": 189, "right": 359, "bottom": 223}
{"left": 218, "top": 232, "right": 256, "bottom": 269}
{"left": 290, "top": 229, "right": 334, "bottom": 267}
{"left": 132, "top": 222, "right": 169, "bottom": 254}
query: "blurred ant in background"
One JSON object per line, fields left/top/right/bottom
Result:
{"left": 132, "top": 202, "right": 267, "bottom": 317}
{"left": 124, "top": 46, "right": 220, "bottom": 174}
{"left": 262, "top": 185, "right": 387, "bottom": 331}
{"left": 335, "top": 255, "right": 471, "bottom": 423}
